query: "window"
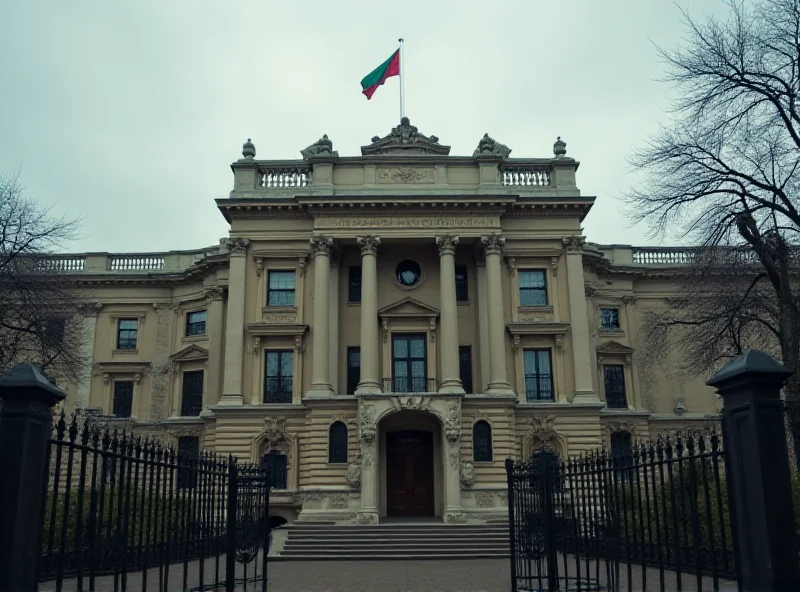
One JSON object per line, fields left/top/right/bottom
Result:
{"left": 177, "top": 436, "right": 200, "bottom": 490}
{"left": 395, "top": 260, "right": 422, "bottom": 287}
{"left": 346, "top": 347, "right": 360, "bottom": 394}
{"left": 455, "top": 265, "right": 468, "bottom": 302}
{"left": 264, "top": 350, "right": 293, "bottom": 403}
{"left": 180, "top": 370, "right": 204, "bottom": 416}
{"left": 523, "top": 349, "right": 554, "bottom": 401}
{"left": 186, "top": 310, "right": 207, "bottom": 336}
{"left": 519, "top": 270, "right": 547, "bottom": 306}
{"left": 600, "top": 308, "right": 620, "bottom": 330}
{"left": 459, "top": 346, "right": 473, "bottom": 393}
{"left": 267, "top": 271, "right": 296, "bottom": 307}
{"left": 473, "top": 420, "right": 493, "bottom": 462}
{"left": 603, "top": 365, "right": 628, "bottom": 408}
{"left": 610, "top": 431, "right": 634, "bottom": 483}
{"left": 348, "top": 267, "right": 362, "bottom": 303}
{"left": 328, "top": 421, "right": 348, "bottom": 464}
{"left": 117, "top": 319, "right": 138, "bottom": 350}
{"left": 112, "top": 381, "right": 134, "bottom": 417}
{"left": 261, "top": 450, "right": 288, "bottom": 489}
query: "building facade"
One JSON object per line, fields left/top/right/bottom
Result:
{"left": 51, "top": 119, "right": 720, "bottom": 525}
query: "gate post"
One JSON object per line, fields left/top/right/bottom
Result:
{"left": 0, "top": 364, "right": 66, "bottom": 592}
{"left": 505, "top": 458, "right": 518, "bottom": 592}
{"left": 707, "top": 350, "right": 800, "bottom": 591}
{"left": 225, "top": 458, "right": 239, "bottom": 592}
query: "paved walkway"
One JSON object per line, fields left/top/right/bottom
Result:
{"left": 41, "top": 557, "right": 736, "bottom": 591}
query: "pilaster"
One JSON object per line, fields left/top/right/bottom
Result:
{"left": 220, "top": 238, "right": 249, "bottom": 405}
{"left": 204, "top": 286, "right": 225, "bottom": 408}
{"left": 75, "top": 302, "right": 101, "bottom": 409}
{"left": 482, "top": 234, "right": 514, "bottom": 397}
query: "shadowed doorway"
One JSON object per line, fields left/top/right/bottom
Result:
{"left": 386, "top": 429, "right": 435, "bottom": 517}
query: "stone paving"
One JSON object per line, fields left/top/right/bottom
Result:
{"left": 41, "top": 557, "right": 737, "bottom": 591}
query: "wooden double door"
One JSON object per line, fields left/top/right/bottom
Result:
{"left": 386, "top": 430, "right": 435, "bottom": 517}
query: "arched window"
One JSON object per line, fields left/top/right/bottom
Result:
{"left": 472, "top": 420, "right": 493, "bottom": 462}
{"left": 328, "top": 421, "right": 348, "bottom": 464}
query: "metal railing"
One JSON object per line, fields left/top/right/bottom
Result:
{"left": 383, "top": 377, "right": 437, "bottom": 394}
{"left": 263, "top": 377, "right": 293, "bottom": 403}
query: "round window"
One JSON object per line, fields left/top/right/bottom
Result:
{"left": 396, "top": 260, "right": 422, "bottom": 287}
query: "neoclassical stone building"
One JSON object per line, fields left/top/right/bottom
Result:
{"left": 50, "top": 119, "right": 720, "bottom": 525}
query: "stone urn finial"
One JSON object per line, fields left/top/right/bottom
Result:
{"left": 553, "top": 136, "right": 567, "bottom": 158}
{"left": 242, "top": 138, "right": 256, "bottom": 159}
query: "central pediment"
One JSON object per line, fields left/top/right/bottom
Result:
{"left": 378, "top": 297, "right": 439, "bottom": 318}
{"left": 361, "top": 117, "right": 451, "bottom": 156}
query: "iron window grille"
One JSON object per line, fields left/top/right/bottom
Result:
{"left": 459, "top": 345, "right": 473, "bottom": 393}
{"left": 603, "top": 364, "right": 628, "bottom": 408}
{"left": 600, "top": 307, "right": 620, "bottom": 330}
{"left": 519, "top": 270, "right": 548, "bottom": 306}
{"left": 328, "top": 421, "right": 348, "bottom": 464}
{"left": 116, "top": 319, "right": 138, "bottom": 350}
{"left": 112, "top": 380, "right": 134, "bottom": 417}
{"left": 455, "top": 265, "right": 468, "bottom": 302}
{"left": 346, "top": 347, "right": 360, "bottom": 394}
{"left": 348, "top": 267, "right": 362, "bottom": 303}
{"left": 180, "top": 370, "right": 204, "bottom": 416}
{"left": 472, "top": 420, "right": 493, "bottom": 462}
{"left": 264, "top": 350, "right": 293, "bottom": 403}
{"left": 186, "top": 309, "right": 207, "bottom": 336}
{"left": 523, "top": 349, "right": 554, "bottom": 401}
{"left": 267, "top": 270, "right": 296, "bottom": 307}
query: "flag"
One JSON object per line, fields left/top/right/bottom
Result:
{"left": 360, "top": 49, "right": 400, "bottom": 100}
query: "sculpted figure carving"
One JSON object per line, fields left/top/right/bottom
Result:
{"left": 444, "top": 402, "right": 461, "bottom": 442}
{"left": 460, "top": 461, "right": 475, "bottom": 488}
{"left": 473, "top": 133, "right": 512, "bottom": 158}
{"left": 301, "top": 134, "right": 339, "bottom": 159}
{"left": 346, "top": 460, "right": 362, "bottom": 489}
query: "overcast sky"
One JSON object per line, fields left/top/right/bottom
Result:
{"left": 0, "top": 0, "right": 730, "bottom": 254}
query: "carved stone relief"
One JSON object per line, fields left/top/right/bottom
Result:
{"left": 475, "top": 492, "right": 495, "bottom": 508}
{"left": 359, "top": 404, "right": 376, "bottom": 443}
{"left": 444, "top": 402, "right": 461, "bottom": 442}
{"left": 460, "top": 461, "right": 475, "bottom": 488}
{"left": 376, "top": 167, "right": 436, "bottom": 184}
{"left": 346, "top": 460, "right": 362, "bottom": 489}
{"left": 326, "top": 493, "right": 349, "bottom": 509}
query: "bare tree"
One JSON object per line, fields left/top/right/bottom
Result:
{"left": 0, "top": 172, "right": 86, "bottom": 381}
{"left": 626, "top": 0, "right": 800, "bottom": 456}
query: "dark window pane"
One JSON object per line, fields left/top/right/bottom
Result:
{"left": 265, "top": 350, "right": 293, "bottom": 403}
{"left": 603, "top": 365, "right": 628, "bottom": 408}
{"left": 348, "top": 267, "right": 362, "bottom": 303}
{"left": 610, "top": 431, "right": 633, "bottom": 482}
{"left": 112, "top": 381, "right": 134, "bottom": 417}
{"left": 181, "top": 370, "right": 204, "bottom": 416}
{"left": 267, "top": 271, "right": 296, "bottom": 307}
{"left": 459, "top": 346, "right": 473, "bottom": 393}
{"left": 600, "top": 308, "right": 620, "bottom": 330}
{"left": 328, "top": 421, "right": 348, "bottom": 463}
{"left": 186, "top": 309, "right": 207, "bottom": 336}
{"left": 395, "top": 260, "right": 421, "bottom": 286}
{"left": 117, "top": 318, "right": 138, "bottom": 349}
{"left": 346, "top": 347, "right": 360, "bottom": 394}
{"left": 177, "top": 436, "right": 200, "bottom": 489}
{"left": 261, "top": 450, "right": 288, "bottom": 489}
{"left": 455, "top": 265, "right": 468, "bottom": 302}
{"left": 473, "top": 420, "right": 493, "bottom": 462}
{"left": 523, "top": 349, "right": 554, "bottom": 401}
{"left": 519, "top": 270, "right": 548, "bottom": 306}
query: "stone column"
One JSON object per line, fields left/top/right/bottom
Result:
{"left": 356, "top": 402, "right": 379, "bottom": 524}
{"left": 355, "top": 236, "right": 382, "bottom": 394}
{"left": 436, "top": 236, "right": 465, "bottom": 394}
{"left": 75, "top": 303, "right": 101, "bottom": 409}
{"left": 220, "top": 238, "right": 249, "bottom": 405}
{"left": 204, "top": 286, "right": 225, "bottom": 409}
{"left": 306, "top": 236, "right": 335, "bottom": 397}
{"left": 481, "top": 235, "right": 514, "bottom": 396}
{"left": 475, "top": 252, "right": 490, "bottom": 392}
{"left": 563, "top": 236, "right": 600, "bottom": 403}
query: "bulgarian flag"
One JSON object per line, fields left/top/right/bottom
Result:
{"left": 360, "top": 48, "right": 400, "bottom": 100}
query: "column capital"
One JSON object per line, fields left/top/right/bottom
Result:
{"left": 310, "top": 236, "right": 335, "bottom": 257}
{"left": 562, "top": 235, "right": 586, "bottom": 254}
{"left": 204, "top": 286, "right": 226, "bottom": 302}
{"left": 226, "top": 237, "right": 250, "bottom": 256}
{"left": 436, "top": 235, "right": 459, "bottom": 256}
{"left": 480, "top": 234, "right": 505, "bottom": 255}
{"left": 357, "top": 235, "right": 381, "bottom": 256}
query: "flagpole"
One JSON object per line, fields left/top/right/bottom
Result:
{"left": 399, "top": 38, "right": 405, "bottom": 119}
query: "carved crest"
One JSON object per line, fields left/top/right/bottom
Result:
{"left": 523, "top": 415, "right": 560, "bottom": 456}
{"left": 359, "top": 404, "right": 377, "bottom": 443}
{"left": 361, "top": 117, "right": 451, "bottom": 156}
{"left": 444, "top": 402, "right": 461, "bottom": 442}
{"left": 261, "top": 417, "right": 288, "bottom": 450}
{"left": 460, "top": 461, "right": 475, "bottom": 488}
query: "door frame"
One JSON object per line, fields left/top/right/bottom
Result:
{"left": 385, "top": 429, "right": 435, "bottom": 517}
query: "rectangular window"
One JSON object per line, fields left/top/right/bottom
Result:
{"left": 523, "top": 349, "right": 554, "bottom": 402}
{"left": 261, "top": 451, "right": 288, "bottom": 489}
{"left": 346, "top": 347, "right": 360, "bottom": 394}
{"left": 459, "top": 346, "right": 473, "bottom": 393}
{"left": 455, "top": 265, "right": 468, "bottom": 302}
{"left": 603, "top": 365, "right": 628, "bottom": 408}
{"left": 117, "top": 319, "right": 138, "bottom": 350}
{"left": 348, "top": 267, "right": 362, "bottom": 303}
{"left": 265, "top": 350, "right": 294, "bottom": 403}
{"left": 180, "top": 370, "right": 204, "bottom": 416}
{"left": 267, "top": 271, "right": 296, "bottom": 307}
{"left": 186, "top": 310, "right": 207, "bottom": 336}
{"left": 600, "top": 308, "right": 620, "bottom": 330}
{"left": 177, "top": 436, "right": 200, "bottom": 490}
{"left": 519, "top": 270, "right": 548, "bottom": 306}
{"left": 112, "top": 380, "right": 134, "bottom": 417}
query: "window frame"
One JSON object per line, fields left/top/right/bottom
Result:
{"left": 346, "top": 346, "right": 360, "bottom": 395}
{"left": 185, "top": 309, "right": 208, "bottom": 337}
{"left": 518, "top": 269, "right": 548, "bottom": 307}
{"left": 180, "top": 369, "right": 204, "bottom": 416}
{"left": 602, "top": 364, "right": 628, "bottom": 409}
{"left": 522, "top": 348, "right": 555, "bottom": 402}
{"left": 264, "top": 349, "right": 294, "bottom": 403}
{"left": 472, "top": 420, "right": 493, "bottom": 462}
{"left": 116, "top": 318, "right": 139, "bottom": 350}
{"left": 455, "top": 264, "right": 469, "bottom": 302}
{"left": 112, "top": 380, "right": 134, "bottom": 417}
{"left": 267, "top": 270, "right": 297, "bottom": 307}
{"left": 599, "top": 307, "right": 621, "bottom": 331}
{"left": 328, "top": 421, "right": 349, "bottom": 464}
{"left": 348, "top": 266, "right": 362, "bottom": 303}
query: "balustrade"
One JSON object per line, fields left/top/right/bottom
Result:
{"left": 258, "top": 167, "right": 310, "bottom": 188}
{"left": 500, "top": 165, "right": 551, "bottom": 187}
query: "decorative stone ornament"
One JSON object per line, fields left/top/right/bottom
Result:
{"left": 301, "top": 134, "right": 339, "bottom": 160}
{"left": 473, "top": 133, "right": 512, "bottom": 159}
{"left": 309, "top": 236, "right": 335, "bottom": 257}
{"left": 460, "top": 461, "right": 475, "bottom": 488}
{"left": 480, "top": 234, "right": 506, "bottom": 255}
{"left": 226, "top": 238, "right": 250, "bottom": 255}
{"left": 435, "top": 235, "right": 459, "bottom": 256}
{"left": 553, "top": 136, "right": 567, "bottom": 158}
{"left": 361, "top": 117, "right": 451, "bottom": 156}
{"left": 356, "top": 235, "right": 380, "bottom": 257}
{"left": 242, "top": 138, "right": 256, "bottom": 159}
{"left": 346, "top": 459, "right": 362, "bottom": 489}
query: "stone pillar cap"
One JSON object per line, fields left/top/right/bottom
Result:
{"left": 0, "top": 363, "right": 67, "bottom": 403}
{"left": 706, "top": 349, "right": 793, "bottom": 390}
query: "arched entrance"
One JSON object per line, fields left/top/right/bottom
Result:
{"left": 379, "top": 410, "right": 442, "bottom": 519}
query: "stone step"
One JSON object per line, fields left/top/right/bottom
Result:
{"left": 283, "top": 539, "right": 509, "bottom": 549}
{"left": 285, "top": 536, "right": 509, "bottom": 544}
{"left": 286, "top": 525, "right": 509, "bottom": 534}
{"left": 274, "top": 550, "right": 510, "bottom": 561}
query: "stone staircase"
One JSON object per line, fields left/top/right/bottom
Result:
{"left": 270, "top": 522, "right": 510, "bottom": 560}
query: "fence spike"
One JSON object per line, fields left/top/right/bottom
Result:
{"left": 664, "top": 434, "right": 674, "bottom": 459}
{"left": 698, "top": 432, "right": 707, "bottom": 453}
{"left": 55, "top": 410, "right": 67, "bottom": 439}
